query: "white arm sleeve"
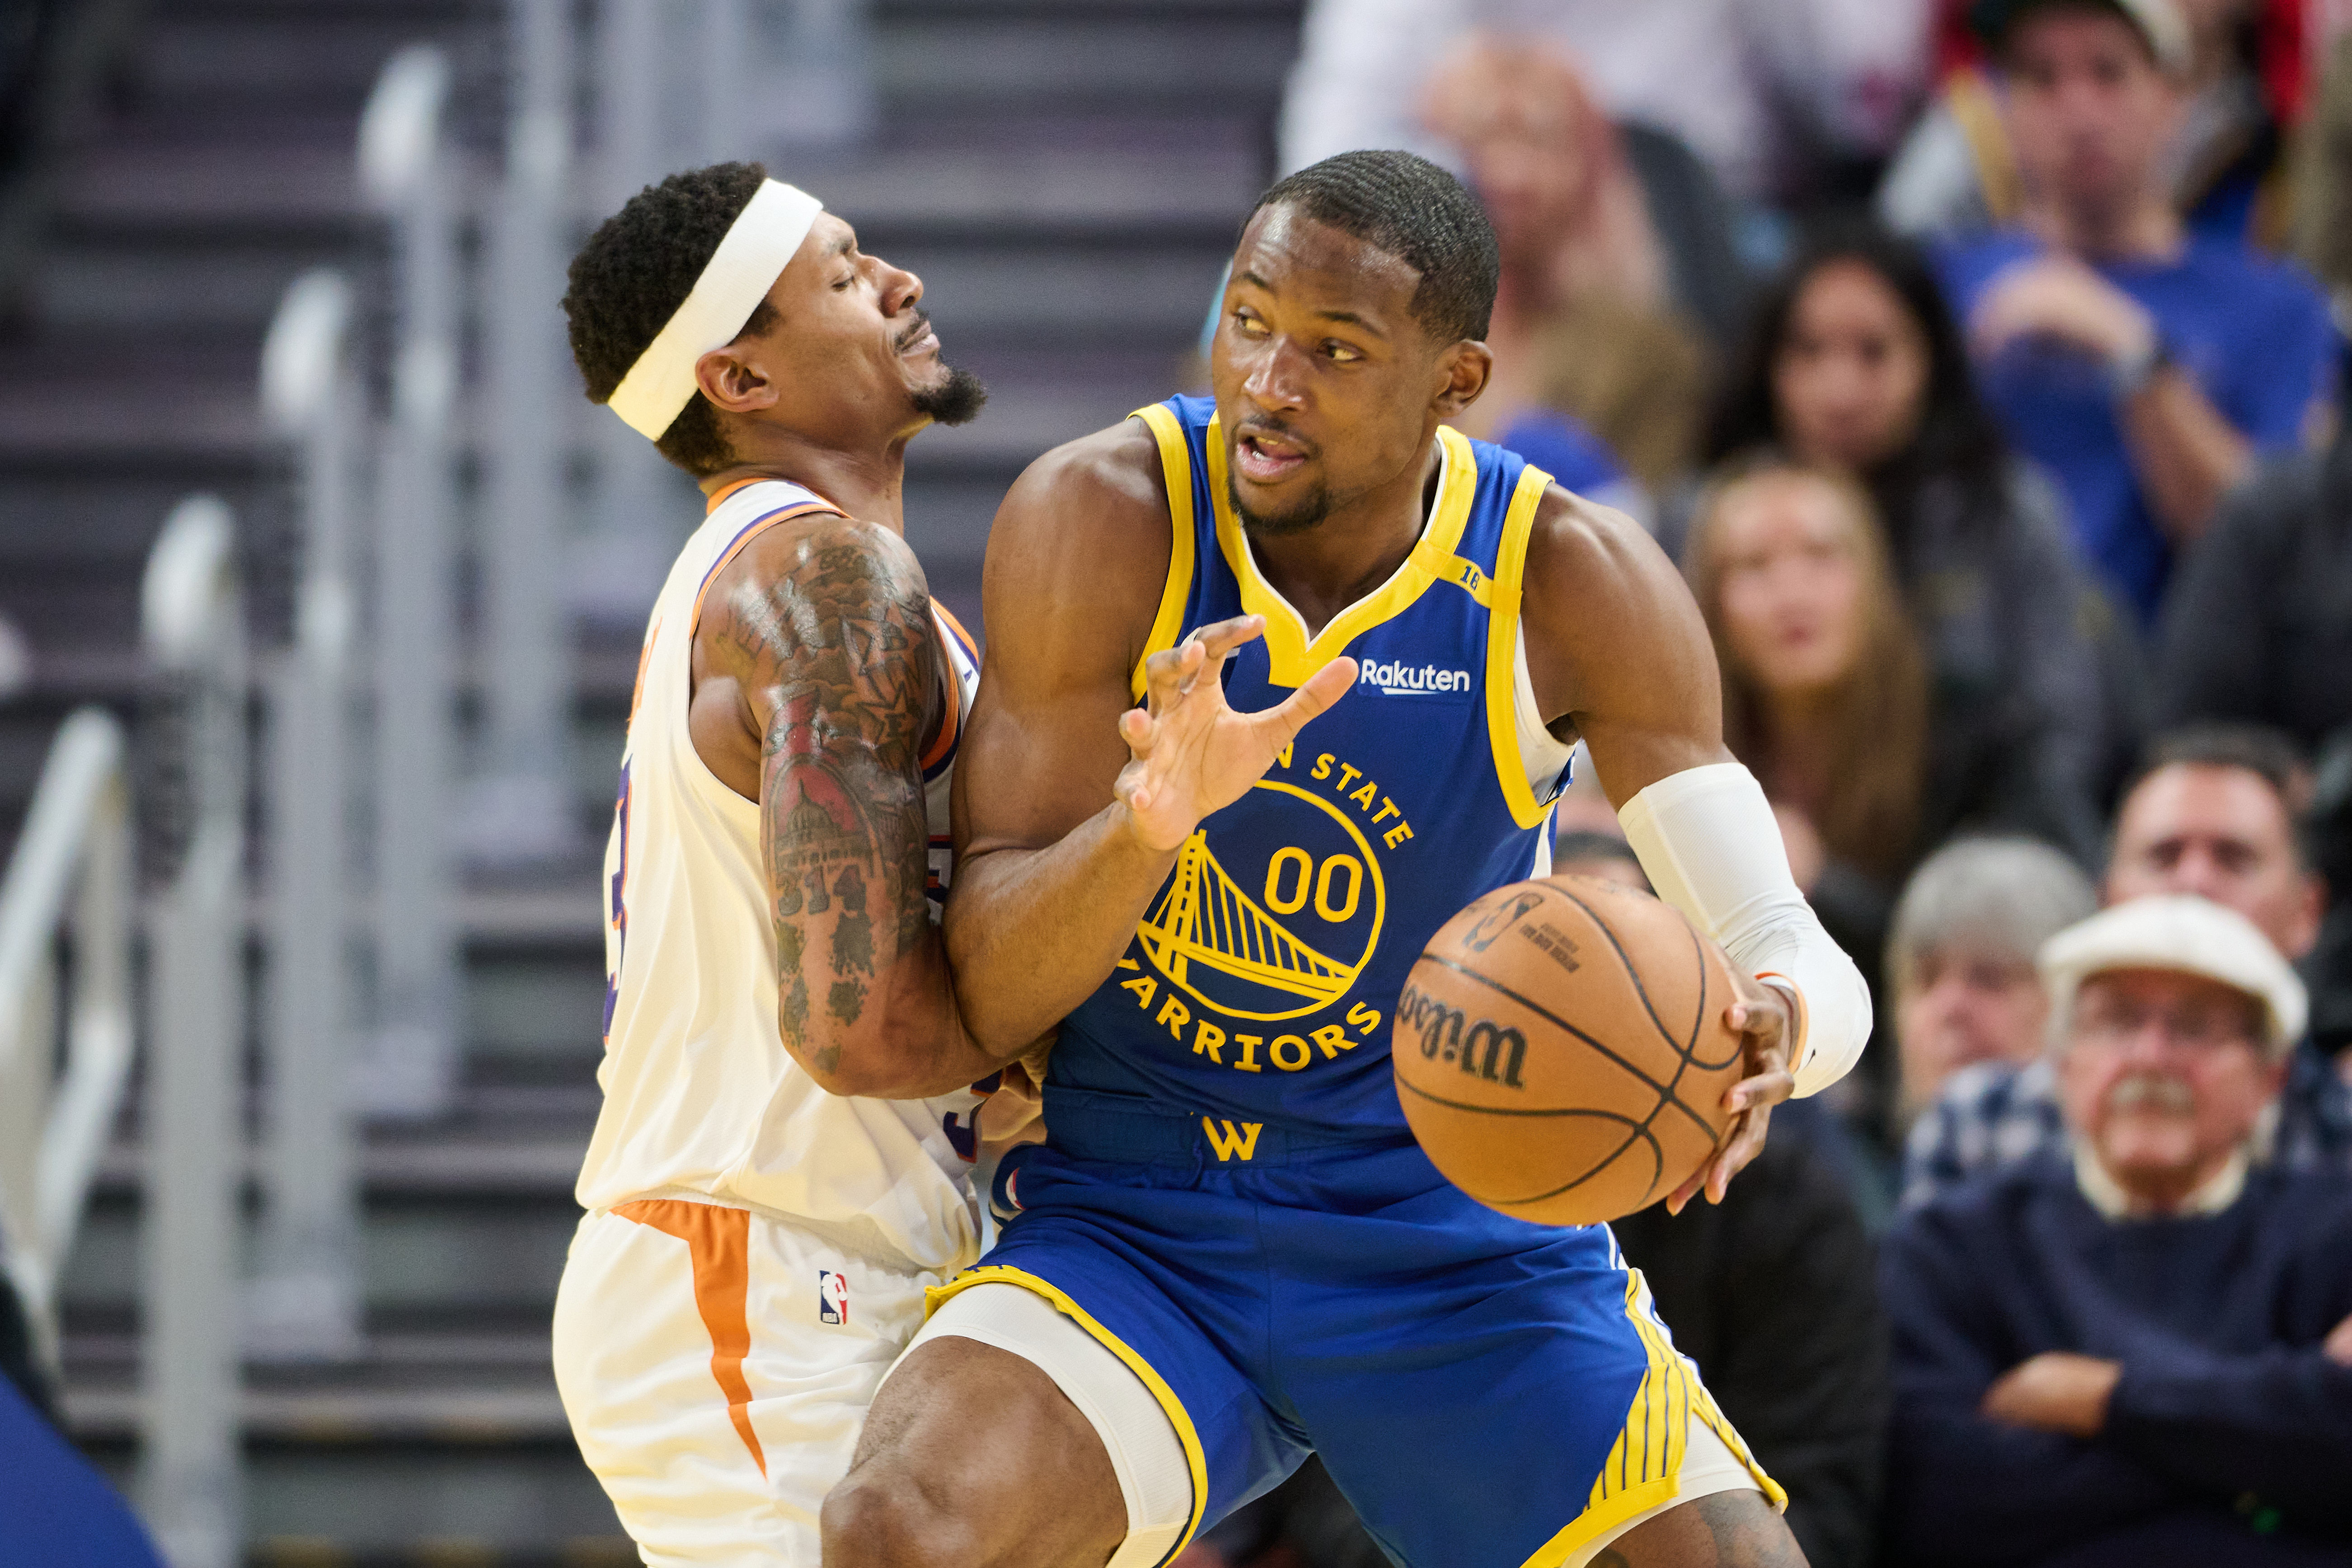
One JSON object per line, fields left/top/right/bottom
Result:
{"left": 1616, "top": 762, "right": 1872, "bottom": 1098}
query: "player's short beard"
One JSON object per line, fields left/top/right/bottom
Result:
{"left": 911, "top": 365, "right": 988, "bottom": 427}
{"left": 1227, "top": 474, "right": 1333, "bottom": 538}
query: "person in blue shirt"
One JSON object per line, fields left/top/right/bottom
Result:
{"left": 1937, "top": 0, "right": 2337, "bottom": 624}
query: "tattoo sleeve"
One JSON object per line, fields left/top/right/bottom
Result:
{"left": 719, "top": 521, "right": 942, "bottom": 1081}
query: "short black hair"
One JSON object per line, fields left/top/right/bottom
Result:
{"left": 1245, "top": 150, "right": 1500, "bottom": 345}
{"left": 563, "top": 160, "right": 781, "bottom": 476}
{"left": 2123, "top": 721, "right": 2313, "bottom": 868}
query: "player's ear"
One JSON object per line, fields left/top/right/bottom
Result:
{"left": 1432, "top": 339, "right": 1493, "bottom": 419}
{"left": 696, "top": 343, "right": 780, "bottom": 417}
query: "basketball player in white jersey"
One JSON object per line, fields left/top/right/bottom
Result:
{"left": 550, "top": 161, "right": 1040, "bottom": 1563}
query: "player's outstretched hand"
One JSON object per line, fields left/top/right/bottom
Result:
{"left": 1115, "top": 615, "right": 1356, "bottom": 854}
{"left": 1665, "top": 973, "right": 1797, "bottom": 1215}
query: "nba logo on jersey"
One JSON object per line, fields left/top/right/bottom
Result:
{"left": 818, "top": 1270, "right": 850, "bottom": 1325}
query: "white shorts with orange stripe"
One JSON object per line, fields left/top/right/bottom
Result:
{"left": 552, "top": 1197, "right": 948, "bottom": 1565}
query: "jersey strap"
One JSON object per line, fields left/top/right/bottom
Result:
{"left": 1130, "top": 403, "right": 1201, "bottom": 703}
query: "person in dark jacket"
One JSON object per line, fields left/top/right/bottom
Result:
{"left": 1682, "top": 224, "right": 2127, "bottom": 845}
{"left": 1883, "top": 894, "right": 2352, "bottom": 1567}
{"left": 2153, "top": 433, "right": 2352, "bottom": 753}
{"left": 1609, "top": 1109, "right": 1890, "bottom": 1568}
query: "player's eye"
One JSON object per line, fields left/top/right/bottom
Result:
{"left": 1233, "top": 309, "right": 1268, "bottom": 337}
{"left": 833, "top": 273, "right": 855, "bottom": 291}
{"left": 1325, "top": 341, "right": 1362, "bottom": 363}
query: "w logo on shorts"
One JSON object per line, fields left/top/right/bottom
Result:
{"left": 818, "top": 1270, "right": 850, "bottom": 1325}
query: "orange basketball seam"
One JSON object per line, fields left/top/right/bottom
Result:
{"left": 1541, "top": 883, "right": 1744, "bottom": 1203}
{"left": 1548, "top": 882, "right": 1742, "bottom": 1071}
{"left": 1395, "top": 1081, "right": 1669, "bottom": 1207}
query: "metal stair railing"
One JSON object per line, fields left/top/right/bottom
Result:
{"left": 0, "top": 709, "right": 133, "bottom": 1381}
{"left": 357, "top": 44, "right": 463, "bottom": 1118}
{"left": 249, "top": 267, "right": 365, "bottom": 1364}
{"left": 137, "top": 493, "right": 248, "bottom": 1568}
{"left": 465, "top": 0, "right": 579, "bottom": 869}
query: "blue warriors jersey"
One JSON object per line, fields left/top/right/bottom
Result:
{"left": 1050, "top": 395, "right": 1573, "bottom": 1142}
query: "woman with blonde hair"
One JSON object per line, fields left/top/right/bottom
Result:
{"left": 1687, "top": 456, "right": 2096, "bottom": 1131}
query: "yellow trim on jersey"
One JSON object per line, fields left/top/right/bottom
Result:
{"left": 926, "top": 1264, "right": 1210, "bottom": 1564}
{"left": 1131, "top": 404, "right": 1201, "bottom": 703}
{"left": 1516, "top": 1269, "right": 1784, "bottom": 1568}
{"left": 1204, "top": 420, "right": 1480, "bottom": 688}
{"left": 1483, "top": 462, "right": 1561, "bottom": 830}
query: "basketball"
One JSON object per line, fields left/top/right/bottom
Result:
{"left": 1392, "top": 873, "right": 1747, "bottom": 1227}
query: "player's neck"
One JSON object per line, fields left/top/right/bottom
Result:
{"left": 699, "top": 431, "right": 914, "bottom": 534}
{"left": 1245, "top": 437, "right": 1442, "bottom": 638}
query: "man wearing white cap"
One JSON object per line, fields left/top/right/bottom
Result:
{"left": 1881, "top": 894, "right": 2352, "bottom": 1565}
{"left": 548, "top": 161, "right": 1039, "bottom": 1563}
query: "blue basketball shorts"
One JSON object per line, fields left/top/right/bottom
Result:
{"left": 936, "top": 1090, "right": 1782, "bottom": 1568}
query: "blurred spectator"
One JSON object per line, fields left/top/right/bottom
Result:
{"left": 1692, "top": 226, "right": 2122, "bottom": 850}
{"left": 1684, "top": 462, "right": 1927, "bottom": 1003}
{"left": 2151, "top": 415, "right": 2352, "bottom": 751}
{"left": 1279, "top": 0, "right": 1933, "bottom": 209}
{"left": 1882, "top": 895, "right": 2352, "bottom": 1566}
{"left": 1417, "top": 38, "right": 1737, "bottom": 497}
{"left": 1906, "top": 723, "right": 2352, "bottom": 1205}
{"left": 1685, "top": 460, "right": 2110, "bottom": 1039}
{"left": 1886, "top": 0, "right": 2306, "bottom": 251}
{"left": 1609, "top": 1131, "right": 1892, "bottom": 1568}
{"left": 1934, "top": 0, "right": 2338, "bottom": 623}
{"left": 1887, "top": 837, "right": 2099, "bottom": 1127}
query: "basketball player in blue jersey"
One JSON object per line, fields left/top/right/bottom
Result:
{"left": 823, "top": 151, "right": 1873, "bottom": 1568}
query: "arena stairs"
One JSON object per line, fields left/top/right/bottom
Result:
{"left": 0, "top": 0, "right": 1297, "bottom": 1559}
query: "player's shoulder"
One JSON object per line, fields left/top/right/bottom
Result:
{"left": 1000, "top": 415, "right": 1167, "bottom": 535}
{"left": 1523, "top": 480, "right": 1680, "bottom": 606}
{"left": 722, "top": 504, "right": 929, "bottom": 603}
{"left": 983, "top": 413, "right": 1174, "bottom": 604}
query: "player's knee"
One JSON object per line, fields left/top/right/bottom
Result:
{"left": 1612, "top": 1488, "right": 1807, "bottom": 1568}
{"left": 820, "top": 1462, "right": 986, "bottom": 1568}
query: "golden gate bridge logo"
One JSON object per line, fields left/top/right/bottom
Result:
{"left": 1134, "top": 780, "right": 1385, "bottom": 1023}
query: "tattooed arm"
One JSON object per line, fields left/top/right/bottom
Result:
{"left": 692, "top": 512, "right": 1010, "bottom": 1098}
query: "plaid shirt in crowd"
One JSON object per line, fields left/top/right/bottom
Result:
{"left": 1901, "top": 1040, "right": 2352, "bottom": 1210}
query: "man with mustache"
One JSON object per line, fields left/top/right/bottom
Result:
{"left": 1904, "top": 722, "right": 2350, "bottom": 1208}
{"left": 1881, "top": 895, "right": 2352, "bottom": 1565}
{"left": 824, "top": 150, "right": 1874, "bottom": 1568}
{"left": 547, "top": 161, "right": 1035, "bottom": 1563}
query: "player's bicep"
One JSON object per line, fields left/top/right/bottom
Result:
{"left": 953, "top": 436, "right": 1168, "bottom": 859}
{"left": 1522, "top": 488, "right": 1728, "bottom": 807}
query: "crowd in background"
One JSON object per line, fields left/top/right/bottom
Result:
{"left": 1189, "top": 0, "right": 2352, "bottom": 1565}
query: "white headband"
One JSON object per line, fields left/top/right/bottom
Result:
{"left": 607, "top": 178, "right": 825, "bottom": 441}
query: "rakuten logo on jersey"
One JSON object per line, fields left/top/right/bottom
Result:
{"left": 1358, "top": 658, "right": 1472, "bottom": 697}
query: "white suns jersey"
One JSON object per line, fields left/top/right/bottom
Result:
{"left": 579, "top": 477, "right": 988, "bottom": 1275}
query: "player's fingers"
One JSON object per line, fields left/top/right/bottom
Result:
{"left": 1140, "top": 639, "right": 1207, "bottom": 714}
{"left": 1261, "top": 656, "right": 1357, "bottom": 741}
{"left": 1727, "top": 1067, "right": 1795, "bottom": 1117}
{"left": 1117, "top": 705, "right": 1156, "bottom": 758}
{"left": 1708, "top": 1100, "right": 1773, "bottom": 1204}
{"left": 1187, "top": 613, "right": 1267, "bottom": 663}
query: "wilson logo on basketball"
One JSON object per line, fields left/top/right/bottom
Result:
{"left": 1397, "top": 983, "right": 1529, "bottom": 1089}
